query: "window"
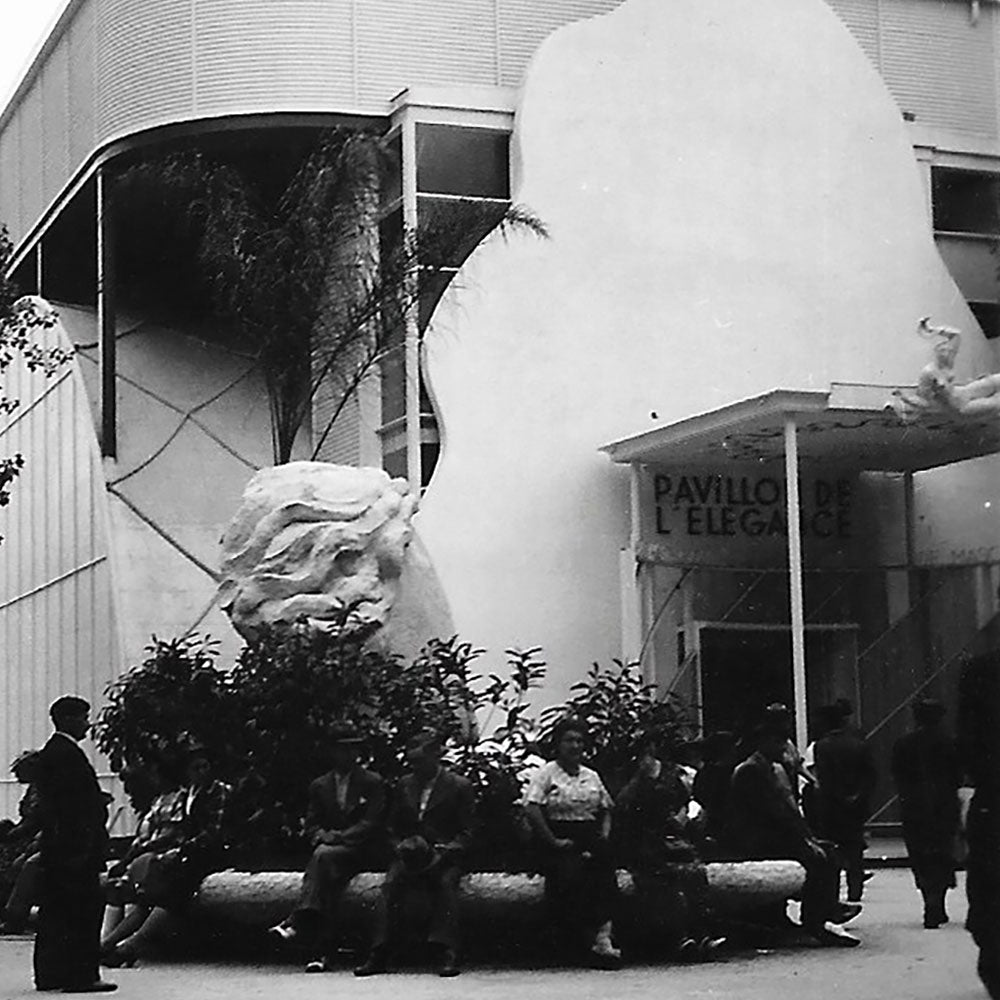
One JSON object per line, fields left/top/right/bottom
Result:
{"left": 932, "top": 168, "right": 1000, "bottom": 236}
{"left": 931, "top": 166, "right": 1000, "bottom": 340}
{"left": 377, "top": 117, "right": 513, "bottom": 486}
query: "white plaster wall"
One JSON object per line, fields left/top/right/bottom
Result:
{"left": 418, "top": 0, "right": 994, "bottom": 700}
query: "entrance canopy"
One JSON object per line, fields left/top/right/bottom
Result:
{"left": 601, "top": 382, "right": 1000, "bottom": 753}
{"left": 601, "top": 383, "right": 1000, "bottom": 473}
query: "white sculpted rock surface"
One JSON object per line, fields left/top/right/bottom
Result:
{"left": 219, "top": 462, "right": 417, "bottom": 637}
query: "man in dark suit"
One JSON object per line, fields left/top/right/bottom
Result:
{"left": 812, "top": 701, "right": 877, "bottom": 902}
{"left": 268, "top": 724, "right": 385, "bottom": 971}
{"left": 33, "top": 696, "right": 116, "bottom": 993}
{"left": 959, "top": 651, "right": 1000, "bottom": 998}
{"left": 355, "top": 730, "right": 475, "bottom": 978}
{"left": 730, "top": 721, "right": 860, "bottom": 948}
{"left": 891, "top": 697, "right": 961, "bottom": 929}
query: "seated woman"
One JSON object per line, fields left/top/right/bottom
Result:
{"left": 0, "top": 750, "right": 44, "bottom": 934}
{"left": 523, "top": 716, "right": 621, "bottom": 968}
{"left": 615, "top": 735, "right": 725, "bottom": 961}
{"left": 101, "top": 745, "right": 231, "bottom": 966}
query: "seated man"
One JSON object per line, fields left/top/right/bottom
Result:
{"left": 268, "top": 724, "right": 385, "bottom": 972}
{"left": 729, "top": 721, "right": 861, "bottom": 948}
{"left": 354, "top": 731, "right": 475, "bottom": 978}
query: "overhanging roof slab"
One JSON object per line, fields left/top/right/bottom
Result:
{"left": 601, "top": 384, "right": 1000, "bottom": 473}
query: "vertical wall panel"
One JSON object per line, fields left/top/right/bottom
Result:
{"left": 41, "top": 43, "right": 71, "bottom": 215}
{"left": 68, "top": 2, "right": 98, "bottom": 178}
{"left": 17, "top": 92, "right": 45, "bottom": 240}
{"left": 356, "top": 0, "right": 499, "bottom": 103}
{"left": 0, "top": 115, "right": 20, "bottom": 237}
{"left": 497, "top": 0, "right": 622, "bottom": 87}
{"left": 825, "top": 0, "right": 881, "bottom": 68}
{"left": 0, "top": 313, "right": 119, "bottom": 817}
{"left": 97, "top": 0, "right": 194, "bottom": 139}
{"left": 195, "top": 0, "right": 355, "bottom": 112}
{"left": 880, "top": 0, "right": 997, "bottom": 134}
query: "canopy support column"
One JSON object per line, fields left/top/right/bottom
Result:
{"left": 784, "top": 416, "right": 808, "bottom": 751}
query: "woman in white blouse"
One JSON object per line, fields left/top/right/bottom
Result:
{"left": 524, "top": 716, "right": 621, "bottom": 967}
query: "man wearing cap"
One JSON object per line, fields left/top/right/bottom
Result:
{"left": 355, "top": 730, "right": 475, "bottom": 978}
{"left": 33, "top": 695, "right": 117, "bottom": 993}
{"left": 268, "top": 723, "right": 385, "bottom": 972}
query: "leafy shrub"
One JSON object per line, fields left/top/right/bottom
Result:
{"left": 94, "top": 613, "right": 548, "bottom": 867}
{"left": 94, "top": 634, "right": 233, "bottom": 790}
{"left": 539, "top": 660, "right": 695, "bottom": 795}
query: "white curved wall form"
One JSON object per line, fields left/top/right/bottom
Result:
{"left": 0, "top": 302, "right": 120, "bottom": 817}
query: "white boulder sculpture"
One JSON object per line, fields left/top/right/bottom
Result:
{"left": 219, "top": 462, "right": 417, "bottom": 638}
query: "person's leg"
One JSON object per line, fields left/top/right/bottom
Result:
{"left": 3, "top": 853, "right": 40, "bottom": 930}
{"left": 113, "top": 906, "right": 175, "bottom": 958}
{"left": 799, "top": 855, "right": 846, "bottom": 932}
{"left": 426, "top": 865, "right": 463, "bottom": 975}
{"left": 354, "top": 863, "right": 406, "bottom": 975}
{"left": 280, "top": 845, "right": 359, "bottom": 945}
{"left": 101, "top": 904, "right": 149, "bottom": 951}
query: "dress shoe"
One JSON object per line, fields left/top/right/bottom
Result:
{"left": 268, "top": 922, "right": 297, "bottom": 944}
{"left": 60, "top": 982, "right": 118, "bottom": 993}
{"left": 100, "top": 944, "right": 137, "bottom": 969}
{"left": 304, "top": 957, "right": 332, "bottom": 973}
{"left": 696, "top": 935, "right": 727, "bottom": 960}
{"left": 354, "top": 949, "right": 391, "bottom": 977}
{"left": 808, "top": 924, "right": 861, "bottom": 948}
{"left": 437, "top": 948, "right": 461, "bottom": 977}
{"left": 831, "top": 902, "right": 863, "bottom": 925}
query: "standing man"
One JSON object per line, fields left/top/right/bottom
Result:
{"left": 812, "top": 701, "right": 877, "bottom": 903}
{"left": 891, "top": 697, "right": 961, "bottom": 929}
{"left": 354, "top": 731, "right": 475, "bottom": 978}
{"left": 268, "top": 724, "right": 385, "bottom": 971}
{"left": 958, "top": 652, "right": 1000, "bottom": 998}
{"left": 33, "top": 696, "right": 116, "bottom": 993}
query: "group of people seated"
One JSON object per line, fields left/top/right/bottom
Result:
{"left": 262, "top": 707, "right": 871, "bottom": 976}
{"left": 98, "top": 744, "right": 232, "bottom": 967}
{"left": 1, "top": 701, "right": 874, "bottom": 977}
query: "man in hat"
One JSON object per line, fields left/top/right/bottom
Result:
{"left": 33, "top": 695, "right": 117, "bottom": 992}
{"left": 268, "top": 723, "right": 385, "bottom": 972}
{"left": 354, "top": 730, "right": 475, "bottom": 978}
{"left": 891, "top": 697, "right": 961, "bottom": 929}
{"left": 730, "top": 721, "right": 861, "bottom": 948}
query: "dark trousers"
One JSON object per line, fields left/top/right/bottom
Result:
{"left": 540, "top": 821, "right": 618, "bottom": 944}
{"left": 631, "top": 863, "right": 710, "bottom": 940}
{"left": 372, "top": 860, "right": 463, "bottom": 952}
{"left": 4, "top": 852, "right": 40, "bottom": 923}
{"left": 33, "top": 864, "right": 103, "bottom": 990}
{"left": 293, "top": 844, "right": 365, "bottom": 937}
{"left": 966, "top": 793, "right": 1000, "bottom": 998}
{"left": 798, "top": 853, "right": 842, "bottom": 931}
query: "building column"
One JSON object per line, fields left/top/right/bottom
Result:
{"left": 400, "top": 115, "right": 421, "bottom": 490}
{"left": 97, "top": 166, "right": 117, "bottom": 458}
{"left": 784, "top": 416, "right": 808, "bottom": 751}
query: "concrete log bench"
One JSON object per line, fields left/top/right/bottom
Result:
{"left": 193, "top": 861, "right": 806, "bottom": 954}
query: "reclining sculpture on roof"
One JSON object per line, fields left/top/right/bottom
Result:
{"left": 218, "top": 462, "right": 417, "bottom": 639}
{"left": 890, "top": 317, "right": 1000, "bottom": 421}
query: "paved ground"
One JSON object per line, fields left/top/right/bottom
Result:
{"left": 0, "top": 869, "right": 987, "bottom": 1000}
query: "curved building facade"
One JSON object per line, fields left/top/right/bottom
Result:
{"left": 1, "top": 0, "right": 999, "bottom": 825}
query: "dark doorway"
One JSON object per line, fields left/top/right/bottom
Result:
{"left": 699, "top": 625, "right": 858, "bottom": 740}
